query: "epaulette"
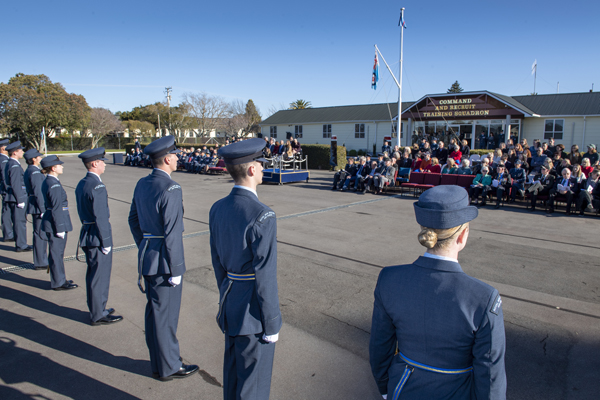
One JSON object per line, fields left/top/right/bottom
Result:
{"left": 94, "top": 184, "right": 105, "bottom": 190}
{"left": 167, "top": 184, "right": 181, "bottom": 192}
{"left": 10, "top": 164, "right": 19, "bottom": 168}
{"left": 50, "top": 184, "right": 61, "bottom": 189}
{"left": 257, "top": 210, "right": 276, "bottom": 223}
{"left": 32, "top": 171, "right": 41, "bottom": 175}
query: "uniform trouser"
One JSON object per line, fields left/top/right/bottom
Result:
{"left": 47, "top": 232, "right": 68, "bottom": 289}
{"left": 1, "top": 197, "right": 14, "bottom": 240}
{"left": 577, "top": 190, "right": 593, "bottom": 210}
{"left": 549, "top": 189, "right": 574, "bottom": 212}
{"left": 83, "top": 246, "right": 113, "bottom": 322}
{"left": 31, "top": 214, "right": 48, "bottom": 267}
{"left": 144, "top": 274, "right": 183, "bottom": 378}
{"left": 8, "top": 202, "right": 27, "bottom": 250}
{"left": 530, "top": 188, "right": 551, "bottom": 210}
{"left": 224, "top": 334, "right": 276, "bottom": 400}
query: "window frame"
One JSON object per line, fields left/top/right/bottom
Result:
{"left": 544, "top": 119, "right": 564, "bottom": 140}
{"left": 355, "top": 123, "right": 365, "bottom": 139}
{"left": 322, "top": 124, "right": 332, "bottom": 138}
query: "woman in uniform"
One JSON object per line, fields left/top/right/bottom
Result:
{"left": 369, "top": 185, "right": 506, "bottom": 400}
{"left": 23, "top": 149, "right": 48, "bottom": 270}
{"left": 41, "top": 155, "right": 77, "bottom": 291}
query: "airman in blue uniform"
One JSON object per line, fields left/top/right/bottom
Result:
{"left": 128, "top": 136, "right": 199, "bottom": 381}
{"left": 210, "top": 138, "right": 282, "bottom": 400}
{"left": 5, "top": 141, "right": 32, "bottom": 252}
{"left": 41, "top": 155, "right": 78, "bottom": 291}
{"left": 23, "top": 149, "right": 48, "bottom": 269}
{"left": 369, "top": 185, "right": 506, "bottom": 400}
{"left": 75, "top": 148, "right": 123, "bottom": 326}
{"left": 0, "top": 139, "right": 14, "bottom": 242}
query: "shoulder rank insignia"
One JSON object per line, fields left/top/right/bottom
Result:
{"left": 167, "top": 184, "right": 181, "bottom": 191}
{"left": 258, "top": 211, "right": 276, "bottom": 222}
{"left": 490, "top": 294, "right": 502, "bottom": 315}
{"left": 11, "top": 164, "right": 19, "bottom": 168}
{"left": 32, "top": 171, "right": 41, "bottom": 175}
{"left": 94, "top": 184, "right": 105, "bottom": 190}
{"left": 50, "top": 184, "right": 61, "bottom": 189}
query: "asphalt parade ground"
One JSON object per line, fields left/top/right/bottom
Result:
{"left": 1, "top": 157, "right": 599, "bottom": 400}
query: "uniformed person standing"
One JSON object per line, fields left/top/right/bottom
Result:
{"left": 75, "top": 148, "right": 122, "bottom": 326}
{"left": 0, "top": 139, "right": 14, "bottom": 242}
{"left": 210, "top": 138, "right": 282, "bottom": 400}
{"left": 5, "top": 141, "right": 32, "bottom": 252}
{"left": 128, "top": 136, "right": 198, "bottom": 381}
{"left": 41, "top": 155, "right": 78, "bottom": 291}
{"left": 369, "top": 185, "right": 506, "bottom": 400}
{"left": 23, "top": 149, "right": 48, "bottom": 270}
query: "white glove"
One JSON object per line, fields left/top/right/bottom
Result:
{"left": 262, "top": 332, "right": 279, "bottom": 343}
{"left": 56, "top": 232, "right": 65, "bottom": 239}
{"left": 168, "top": 275, "right": 182, "bottom": 286}
{"left": 382, "top": 395, "right": 387, "bottom": 399}
{"left": 17, "top": 202, "right": 25, "bottom": 209}
{"left": 40, "top": 212, "right": 44, "bottom": 218}
{"left": 101, "top": 246, "right": 111, "bottom": 255}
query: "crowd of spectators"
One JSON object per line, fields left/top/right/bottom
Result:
{"left": 334, "top": 137, "right": 600, "bottom": 215}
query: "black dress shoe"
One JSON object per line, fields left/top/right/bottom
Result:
{"left": 91, "top": 314, "right": 123, "bottom": 326}
{"left": 35, "top": 265, "right": 49, "bottom": 270}
{"left": 53, "top": 282, "right": 78, "bottom": 291}
{"left": 158, "top": 364, "right": 199, "bottom": 381}
{"left": 16, "top": 246, "right": 33, "bottom": 252}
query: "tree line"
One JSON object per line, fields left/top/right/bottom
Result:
{"left": 0, "top": 73, "right": 264, "bottom": 149}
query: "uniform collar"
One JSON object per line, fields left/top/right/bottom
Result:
{"left": 422, "top": 251, "right": 458, "bottom": 263}
{"left": 152, "top": 168, "right": 171, "bottom": 178}
{"left": 87, "top": 171, "right": 102, "bottom": 182}
{"left": 233, "top": 185, "right": 258, "bottom": 198}
{"left": 413, "top": 255, "right": 463, "bottom": 273}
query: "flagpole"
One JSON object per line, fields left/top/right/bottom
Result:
{"left": 398, "top": 7, "right": 405, "bottom": 148}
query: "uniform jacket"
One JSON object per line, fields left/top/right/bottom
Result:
{"left": 509, "top": 167, "right": 526, "bottom": 184}
{"left": 553, "top": 176, "right": 578, "bottom": 193}
{"left": 128, "top": 169, "right": 186, "bottom": 277}
{"left": 24, "top": 165, "right": 45, "bottom": 215}
{"left": 41, "top": 176, "right": 73, "bottom": 234}
{"left": 5, "top": 158, "right": 27, "bottom": 204}
{"left": 209, "top": 187, "right": 282, "bottom": 337}
{"left": 76, "top": 172, "right": 112, "bottom": 249}
{"left": 0, "top": 153, "right": 9, "bottom": 195}
{"left": 537, "top": 174, "right": 555, "bottom": 191}
{"left": 492, "top": 171, "right": 512, "bottom": 188}
{"left": 370, "top": 256, "right": 506, "bottom": 399}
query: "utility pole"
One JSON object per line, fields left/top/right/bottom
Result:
{"left": 165, "top": 87, "right": 172, "bottom": 136}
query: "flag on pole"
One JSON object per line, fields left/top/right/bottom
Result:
{"left": 531, "top": 59, "right": 537, "bottom": 75}
{"left": 399, "top": 11, "right": 407, "bottom": 29}
{"left": 371, "top": 52, "right": 379, "bottom": 90}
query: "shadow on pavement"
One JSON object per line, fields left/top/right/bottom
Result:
{"left": 0, "top": 337, "right": 141, "bottom": 400}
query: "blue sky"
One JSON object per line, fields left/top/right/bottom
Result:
{"left": 2, "top": 0, "right": 598, "bottom": 117}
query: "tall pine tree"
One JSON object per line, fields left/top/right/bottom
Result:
{"left": 447, "top": 81, "right": 464, "bottom": 93}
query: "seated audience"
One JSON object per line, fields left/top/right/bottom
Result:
{"left": 527, "top": 165, "right": 555, "bottom": 211}
{"left": 581, "top": 158, "right": 594, "bottom": 178}
{"left": 569, "top": 145, "right": 582, "bottom": 165}
{"left": 571, "top": 164, "right": 585, "bottom": 184}
{"left": 434, "top": 141, "right": 448, "bottom": 165}
{"left": 491, "top": 164, "right": 512, "bottom": 209}
{"left": 332, "top": 157, "right": 356, "bottom": 190}
{"left": 576, "top": 169, "right": 600, "bottom": 214}
{"left": 373, "top": 158, "right": 396, "bottom": 194}
{"left": 363, "top": 161, "right": 381, "bottom": 194}
{"left": 441, "top": 158, "right": 458, "bottom": 174}
{"left": 456, "top": 159, "right": 472, "bottom": 175}
{"left": 449, "top": 145, "right": 462, "bottom": 163}
{"left": 469, "top": 167, "right": 492, "bottom": 206}
{"left": 460, "top": 139, "right": 471, "bottom": 158}
{"left": 509, "top": 159, "right": 527, "bottom": 202}
{"left": 548, "top": 168, "right": 579, "bottom": 214}
{"left": 582, "top": 144, "right": 599, "bottom": 166}
{"left": 423, "top": 157, "right": 441, "bottom": 173}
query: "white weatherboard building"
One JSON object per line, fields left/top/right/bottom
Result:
{"left": 260, "top": 91, "right": 600, "bottom": 152}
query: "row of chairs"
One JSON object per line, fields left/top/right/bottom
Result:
{"left": 394, "top": 172, "right": 477, "bottom": 197}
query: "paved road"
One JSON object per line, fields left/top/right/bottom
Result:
{"left": 1, "top": 157, "right": 599, "bottom": 399}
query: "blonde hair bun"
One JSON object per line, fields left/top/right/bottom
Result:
{"left": 418, "top": 228, "right": 438, "bottom": 249}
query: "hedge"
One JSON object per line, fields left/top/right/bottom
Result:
{"left": 301, "top": 144, "right": 347, "bottom": 170}
{"left": 45, "top": 136, "right": 124, "bottom": 151}
{"left": 124, "top": 142, "right": 219, "bottom": 154}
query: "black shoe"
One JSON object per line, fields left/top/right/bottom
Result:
{"left": 3, "top": 238, "right": 14, "bottom": 242}
{"left": 91, "top": 315, "right": 123, "bottom": 326}
{"left": 106, "top": 308, "right": 115, "bottom": 315}
{"left": 16, "top": 245, "right": 33, "bottom": 253}
{"left": 158, "top": 364, "right": 199, "bottom": 381}
{"left": 35, "top": 265, "right": 49, "bottom": 270}
{"left": 53, "top": 282, "right": 78, "bottom": 291}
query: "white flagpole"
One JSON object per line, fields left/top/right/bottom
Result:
{"left": 398, "top": 7, "right": 405, "bottom": 148}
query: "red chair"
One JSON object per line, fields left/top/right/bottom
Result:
{"left": 400, "top": 172, "right": 425, "bottom": 196}
{"left": 415, "top": 173, "right": 442, "bottom": 194}
{"left": 456, "top": 175, "right": 476, "bottom": 191}
{"left": 440, "top": 174, "right": 458, "bottom": 186}
{"left": 208, "top": 159, "right": 227, "bottom": 174}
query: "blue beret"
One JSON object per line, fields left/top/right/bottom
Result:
{"left": 143, "top": 136, "right": 180, "bottom": 158}
{"left": 6, "top": 141, "right": 23, "bottom": 152}
{"left": 414, "top": 185, "right": 478, "bottom": 229}
{"left": 218, "top": 138, "right": 267, "bottom": 165}
{"left": 79, "top": 147, "right": 108, "bottom": 163}
{"left": 41, "top": 155, "right": 64, "bottom": 169}
{"left": 24, "top": 149, "right": 43, "bottom": 160}
{"left": 0, "top": 139, "right": 9, "bottom": 146}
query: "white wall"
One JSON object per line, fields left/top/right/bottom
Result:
{"left": 522, "top": 116, "right": 600, "bottom": 150}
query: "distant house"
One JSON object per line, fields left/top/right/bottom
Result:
{"left": 260, "top": 91, "right": 600, "bottom": 151}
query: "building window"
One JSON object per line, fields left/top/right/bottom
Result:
{"left": 269, "top": 126, "right": 277, "bottom": 138}
{"left": 322, "top": 124, "right": 331, "bottom": 138}
{"left": 295, "top": 125, "right": 303, "bottom": 136}
{"left": 355, "top": 123, "right": 365, "bottom": 138}
{"left": 544, "top": 119, "right": 563, "bottom": 140}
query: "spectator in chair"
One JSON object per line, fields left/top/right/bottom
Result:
{"left": 491, "top": 164, "right": 512, "bottom": 209}
{"left": 571, "top": 164, "right": 585, "bottom": 184}
{"left": 363, "top": 161, "right": 381, "bottom": 194}
{"left": 582, "top": 144, "right": 599, "bottom": 166}
{"left": 530, "top": 148, "right": 547, "bottom": 175}
{"left": 527, "top": 165, "right": 555, "bottom": 212}
{"left": 441, "top": 158, "right": 458, "bottom": 174}
{"left": 418, "top": 153, "right": 432, "bottom": 172}
{"left": 581, "top": 158, "right": 594, "bottom": 178}
{"left": 509, "top": 159, "right": 526, "bottom": 202}
{"left": 424, "top": 157, "right": 441, "bottom": 173}
{"left": 456, "top": 159, "right": 472, "bottom": 175}
{"left": 434, "top": 141, "right": 449, "bottom": 165}
{"left": 569, "top": 145, "right": 582, "bottom": 166}
{"left": 332, "top": 158, "right": 356, "bottom": 190}
{"left": 577, "top": 169, "right": 600, "bottom": 214}
{"left": 449, "top": 145, "right": 462, "bottom": 164}
{"left": 460, "top": 140, "right": 470, "bottom": 158}
{"left": 373, "top": 159, "right": 396, "bottom": 194}
{"left": 343, "top": 157, "right": 369, "bottom": 191}
{"left": 469, "top": 167, "right": 492, "bottom": 206}
{"left": 548, "top": 168, "right": 578, "bottom": 214}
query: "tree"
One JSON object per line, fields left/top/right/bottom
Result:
{"left": 182, "top": 92, "right": 230, "bottom": 137}
{"left": 0, "top": 73, "right": 91, "bottom": 149}
{"left": 88, "top": 108, "right": 123, "bottom": 149}
{"left": 447, "top": 81, "right": 464, "bottom": 93}
{"left": 125, "top": 120, "right": 156, "bottom": 138}
{"left": 266, "top": 102, "right": 287, "bottom": 118}
{"left": 226, "top": 99, "right": 250, "bottom": 137}
{"left": 245, "top": 99, "right": 262, "bottom": 134}
{"left": 289, "top": 99, "right": 312, "bottom": 109}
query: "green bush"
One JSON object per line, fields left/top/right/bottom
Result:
{"left": 302, "top": 144, "right": 347, "bottom": 170}
{"left": 124, "top": 142, "right": 218, "bottom": 154}
{"left": 45, "top": 135, "right": 124, "bottom": 151}
{"left": 348, "top": 149, "right": 357, "bottom": 156}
